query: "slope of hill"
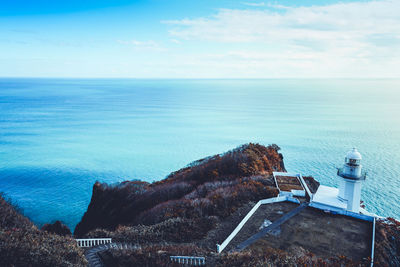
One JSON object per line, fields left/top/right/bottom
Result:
{"left": 75, "top": 143, "right": 285, "bottom": 237}
{"left": 0, "top": 194, "right": 87, "bottom": 267}
{"left": 1, "top": 143, "right": 400, "bottom": 266}
{"left": 76, "top": 143, "right": 400, "bottom": 266}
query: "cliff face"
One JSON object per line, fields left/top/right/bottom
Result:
{"left": 74, "top": 143, "right": 285, "bottom": 237}
{"left": 1, "top": 143, "right": 399, "bottom": 266}
{"left": 0, "top": 194, "right": 87, "bottom": 267}
{"left": 73, "top": 143, "right": 400, "bottom": 266}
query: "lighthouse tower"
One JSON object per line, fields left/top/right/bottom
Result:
{"left": 337, "top": 148, "right": 366, "bottom": 213}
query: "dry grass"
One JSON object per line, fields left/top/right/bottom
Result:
{"left": 0, "top": 194, "right": 87, "bottom": 267}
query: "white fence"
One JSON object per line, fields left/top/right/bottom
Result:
{"left": 76, "top": 238, "right": 112, "bottom": 248}
{"left": 298, "top": 174, "right": 313, "bottom": 200}
{"left": 170, "top": 256, "right": 205, "bottom": 265}
{"left": 370, "top": 217, "right": 376, "bottom": 267}
{"left": 309, "top": 202, "right": 375, "bottom": 222}
{"left": 272, "top": 172, "right": 306, "bottom": 198}
{"left": 217, "top": 196, "right": 289, "bottom": 253}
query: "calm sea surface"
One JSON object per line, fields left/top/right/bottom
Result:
{"left": 0, "top": 79, "right": 399, "bottom": 230}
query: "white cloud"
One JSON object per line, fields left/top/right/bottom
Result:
{"left": 117, "top": 39, "right": 166, "bottom": 51}
{"left": 242, "top": 2, "right": 265, "bottom": 7}
{"left": 162, "top": 0, "right": 400, "bottom": 77}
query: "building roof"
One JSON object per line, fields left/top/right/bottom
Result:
{"left": 312, "top": 185, "right": 347, "bottom": 210}
{"left": 346, "top": 148, "right": 362, "bottom": 160}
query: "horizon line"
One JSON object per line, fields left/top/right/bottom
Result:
{"left": 1, "top": 77, "right": 399, "bottom": 80}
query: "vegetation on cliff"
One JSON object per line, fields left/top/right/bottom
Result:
{"left": 93, "top": 244, "right": 373, "bottom": 267}
{"left": 374, "top": 218, "right": 400, "bottom": 266}
{"left": 77, "top": 143, "right": 400, "bottom": 267}
{"left": 41, "top": 220, "right": 72, "bottom": 236}
{"left": 75, "top": 143, "right": 284, "bottom": 237}
{"left": 1, "top": 143, "right": 399, "bottom": 267}
{"left": 0, "top": 194, "right": 87, "bottom": 267}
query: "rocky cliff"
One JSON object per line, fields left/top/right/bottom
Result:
{"left": 75, "top": 143, "right": 285, "bottom": 237}
{"left": 75, "top": 143, "right": 400, "bottom": 266}
{"left": 1, "top": 143, "right": 400, "bottom": 266}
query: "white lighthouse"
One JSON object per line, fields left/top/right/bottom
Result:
{"left": 337, "top": 148, "right": 366, "bottom": 213}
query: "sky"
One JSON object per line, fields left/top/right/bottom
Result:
{"left": 0, "top": 0, "right": 399, "bottom": 78}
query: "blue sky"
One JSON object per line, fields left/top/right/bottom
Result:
{"left": 0, "top": 0, "right": 399, "bottom": 78}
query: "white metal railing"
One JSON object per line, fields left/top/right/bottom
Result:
{"left": 337, "top": 168, "right": 367, "bottom": 180}
{"left": 370, "top": 217, "right": 376, "bottom": 267}
{"left": 285, "top": 196, "right": 301, "bottom": 204}
{"left": 298, "top": 174, "right": 313, "bottom": 200}
{"left": 217, "top": 201, "right": 261, "bottom": 253}
{"left": 309, "top": 203, "right": 375, "bottom": 222}
{"left": 272, "top": 172, "right": 306, "bottom": 198}
{"left": 217, "top": 195, "right": 289, "bottom": 253}
{"left": 259, "top": 195, "right": 288, "bottom": 205}
{"left": 170, "top": 256, "right": 205, "bottom": 265}
{"left": 76, "top": 238, "right": 112, "bottom": 248}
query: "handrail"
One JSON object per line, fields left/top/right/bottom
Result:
{"left": 217, "top": 201, "right": 261, "bottom": 253}
{"left": 217, "top": 195, "right": 289, "bottom": 253}
{"left": 75, "top": 238, "right": 112, "bottom": 248}
{"left": 370, "top": 217, "right": 376, "bottom": 267}
{"left": 235, "top": 203, "right": 309, "bottom": 252}
{"left": 298, "top": 174, "right": 313, "bottom": 200}
{"left": 273, "top": 172, "right": 306, "bottom": 197}
{"left": 170, "top": 256, "right": 205, "bottom": 265}
{"left": 337, "top": 168, "right": 367, "bottom": 180}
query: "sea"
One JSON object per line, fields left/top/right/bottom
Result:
{"left": 0, "top": 78, "right": 399, "bottom": 230}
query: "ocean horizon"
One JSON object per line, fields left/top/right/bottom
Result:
{"left": 0, "top": 78, "right": 399, "bottom": 230}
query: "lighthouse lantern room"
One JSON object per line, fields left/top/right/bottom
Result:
{"left": 337, "top": 148, "right": 366, "bottom": 213}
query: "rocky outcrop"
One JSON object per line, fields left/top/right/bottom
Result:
{"left": 74, "top": 143, "right": 285, "bottom": 237}
{"left": 41, "top": 221, "right": 72, "bottom": 237}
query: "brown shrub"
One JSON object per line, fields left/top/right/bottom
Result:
{"left": 0, "top": 194, "right": 86, "bottom": 267}
{"left": 86, "top": 216, "right": 218, "bottom": 244}
{"left": 0, "top": 228, "right": 87, "bottom": 267}
{"left": 0, "top": 193, "right": 33, "bottom": 230}
{"left": 75, "top": 143, "right": 284, "bottom": 236}
{"left": 135, "top": 178, "right": 278, "bottom": 225}
{"left": 100, "top": 244, "right": 208, "bottom": 267}
{"left": 374, "top": 218, "right": 400, "bottom": 266}
{"left": 41, "top": 221, "right": 72, "bottom": 236}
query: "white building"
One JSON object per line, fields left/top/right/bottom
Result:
{"left": 310, "top": 148, "right": 367, "bottom": 214}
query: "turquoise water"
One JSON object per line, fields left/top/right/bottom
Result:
{"left": 0, "top": 78, "right": 399, "bottom": 230}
